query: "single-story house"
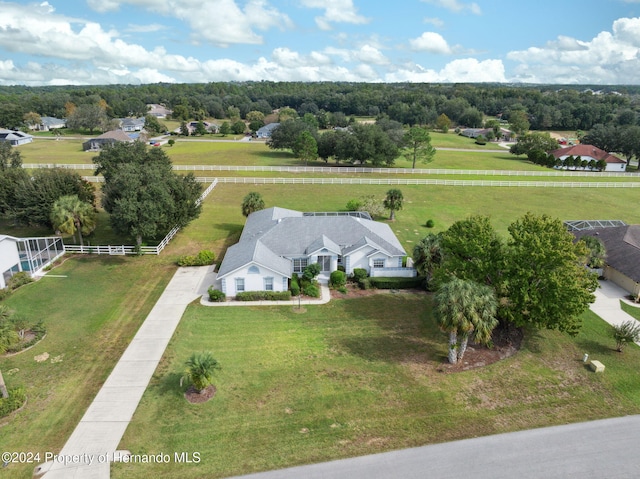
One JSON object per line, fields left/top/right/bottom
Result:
{"left": 119, "top": 118, "right": 145, "bottom": 132}
{"left": 0, "top": 235, "right": 65, "bottom": 289}
{"left": 459, "top": 127, "right": 512, "bottom": 141}
{"left": 256, "top": 122, "right": 280, "bottom": 139}
{"left": 82, "top": 130, "right": 135, "bottom": 151}
{"left": 0, "top": 129, "right": 33, "bottom": 146}
{"left": 147, "top": 104, "right": 172, "bottom": 119}
{"left": 216, "top": 207, "right": 415, "bottom": 297}
{"left": 549, "top": 144, "right": 627, "bottom": 172}
{"left": 572, "top": 223, "right": 640, "bottom": 297}
{"left": 39, "top": 116, "right": 66, "bottom": 131}
{"left": 187, "top": 121, "right": 219, "bottom": 134}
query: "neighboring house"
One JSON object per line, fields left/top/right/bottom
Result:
{"left": 459, "top": 127, "right": 513, "bottom": 141}
{"left": 147, "top": 104, "right": 172, "bottom": 119}
{"left": 39, "top": 116, "right": 66, "bottom": 131}
{"left": 0, "top": 129, "right": 33, "bottom": 146}
{"left": 187, "top": 121, "right": 219, "bottom": 134}
{"left": 549, "top": 144, "right": 627, "bottom": 172}
{"left": 216, "top": 207, "right": 414, "bottom": 297}
{"left": 572, "top": 222, "right": 640, "bottom": 297}
{"left": 119, "top": 117, "right": 145, "bottom": 132}
{"left": 82, "top": 130, "right": 135, "bottom": 151}
{"left": 255, "top": 122, "right": 280, "bottom": 139}
{"left": 0, "top": 235, "right": 65, "bottom": 289}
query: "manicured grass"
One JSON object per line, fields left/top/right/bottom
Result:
{"left": 620, "top": 301, "right": 640, "bottom": 320}
{"left": 181, "top": 183, "right": 640, "bottom": 261}
{"left": 20, "top": 139, "right": 93, "bottom": 165}
{"left": 0, "top": 255, "right": 177, "bottom": 479}
{"left": 112, "top": 296, "right": 640, "bottom": 479}
{"left": 429, "top": 131, "right": 505, "bottom": 150}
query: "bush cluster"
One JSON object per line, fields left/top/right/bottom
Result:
{"left": 290, "top": 274, "right": 300, "bottom": 296}
{"left": 302, "top": 283, "right": 320, "bottom": 298}
{"left": 367, "top": 277, "right": 424, "bottom": 289}
{"left": 177, "top": 250, "right": 216, "bottom": 267}
{"left": 7, "top": 272, "right": 33, "bottom": 291}
{"left": 207, "top": 288, "right": 226, "bottom": 302}
{"left": 235, "top": 291, "right": 292, "bottom": 301}
{"left": 329, "top": 270, "right": 346, "bottom": 288}
{"left": 350, "top": 268, "right": 369, "bottom": 289}
{"left": 0, "top": 388, "right": 26, "bottom": 417}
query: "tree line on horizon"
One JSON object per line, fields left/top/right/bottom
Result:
{"left": 0, "top": 82, "right": 636, "bottom": 133}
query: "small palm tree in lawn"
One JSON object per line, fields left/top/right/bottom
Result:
{"left": 181, "top": 352, "right": 221, "bottom": 393}
{"left": 611, "top": 321, "right": 640, "bottom": 352}
{"left": 50, "top": 194, "right": 96, "bottom": 247}
{"left": 241, "top": 191, "right": 266, "bottom": 217}
{"left": 383, "top": 188, "right": 403, "bottom": 221}
{"left": 434, "top": 277, "right": 498, "bottom": 364}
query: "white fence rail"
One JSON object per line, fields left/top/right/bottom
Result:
{"left": 65, "top": 179, "right": 218, "bottom": 256}
{"left": 131, "top": 177, "right": 640, "bottom": 188}
{"left": 24, "top": 163, "right": 640, "bottom": 178}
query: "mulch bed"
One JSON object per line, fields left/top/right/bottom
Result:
{"left": 438, "top": 326, "right": 524, "bottom": 373}
{"left": 184, "top": 385, "right": 217, "bottom": 404}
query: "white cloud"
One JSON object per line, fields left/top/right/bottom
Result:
{"left": 423, "top": 17, "right": 445, "bottom": 28}
{"left": 355, "top": 45, "right": 389, "bottom": 65}
{"left": 420, "top": 0, "right": 481, "bottom": 14}
{"left": 300, "top": 0, "right": 370, "bottom": 30}
{"left": 86, "top": 0, "right": 292, "bottom": 45}
{"left": 387, "top": 58, "right": 506, "bottom": 83}
{"left": 409, "top": 32, "right": 452, "bottom": 54}
{"left": 125, "top": 23, "right": 167, "bottom": 33}
{"left": 507, "top": 16, "right": 640, "bottom": 84}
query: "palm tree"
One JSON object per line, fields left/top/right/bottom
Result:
{"left": 383, "top": 188, "right": 403, "bottom": 221}
{"left": 611, "top": 321, "right": 640, "bottom": 352}
{"left": 241, "top": 192, "right": 265, "bottom": 217}
{"left": 50, "top": 195, "right": 96, "bottom": 247}
{"left": 580, "top": 236, "right": 606, "bottom": 269}
{"left": 412, "top": 233, "right": 442, "bottom": 285}
{"left": 434, "top": 278, "right": 498, "bottom": 364}
{"left": 181, "top": 352, "right": 221, "bottom": 393}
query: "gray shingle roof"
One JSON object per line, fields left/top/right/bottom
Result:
{"left": 217, "top": 207, "right": 406, "bottom": 279}
{"left": 574, "top": 225, "right": 640, "bottom": 283}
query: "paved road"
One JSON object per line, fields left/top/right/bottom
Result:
{"left": 229, "top": 415, "right": 640, "bottom": 479}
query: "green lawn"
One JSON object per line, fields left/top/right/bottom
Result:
{"left": 0, "top": 255, "right": 177, "bottom": 479}
{"left": 112, "top": 296, "right": 640, "bottom": 479}
{"left": 20, "top": 139, "right": 93, "bottom": 165}
{"left": 183, "top": 183, "right": 640, "bottom": 260}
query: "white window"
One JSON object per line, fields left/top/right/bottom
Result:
{"left": 373, "top": 259, "right": 385, "bottom": 268}
{"left": 293, "top": 258, "right": 308, "bottom": 273}
{"left": 264, "top": 277, "right": 274, "bottom": 291}
{"left": 235, "top": 278, "right": 245, "bottom": 292}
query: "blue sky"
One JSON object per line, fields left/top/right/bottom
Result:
{"left": 1, "top": 0, "right": 640, "bottom": 85}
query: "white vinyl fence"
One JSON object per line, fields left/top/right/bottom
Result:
{"left": 24, "top": 163, "right": 640, "bottom": 178}
{"left": 64, "top": 179, "right": 218, "bottom": 256}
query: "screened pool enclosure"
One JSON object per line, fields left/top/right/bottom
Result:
{"left": 0, "top": 235, "right": 65, "bottom": 289}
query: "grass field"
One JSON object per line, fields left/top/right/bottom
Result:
{"left": 0, "top": 255, "right": 177, "bottom": 479}
{"left": 3, "top": 130, "right": 640, "bottom": 478}
{"left": 111, "top": 296, "right": 640, "bottom": 479}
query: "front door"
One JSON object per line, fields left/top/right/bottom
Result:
{"left": 318, "top": 255, "right": 331, "bottom": 272}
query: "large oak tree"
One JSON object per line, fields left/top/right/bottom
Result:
{"left": 94, "top": 142, "right": 202, "bottom": 246}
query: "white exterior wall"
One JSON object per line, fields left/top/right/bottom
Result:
{"left": 345, "top": 247, "right": 374, "bottom": 274}
{"left": 221, "top": 264, "right": 288, "bottom": 296}
{"left": 0, "top": 237, "right": 20, "bottom": 289}
{"left": 605, "top": 162, "right": 626, "bottom": 172}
